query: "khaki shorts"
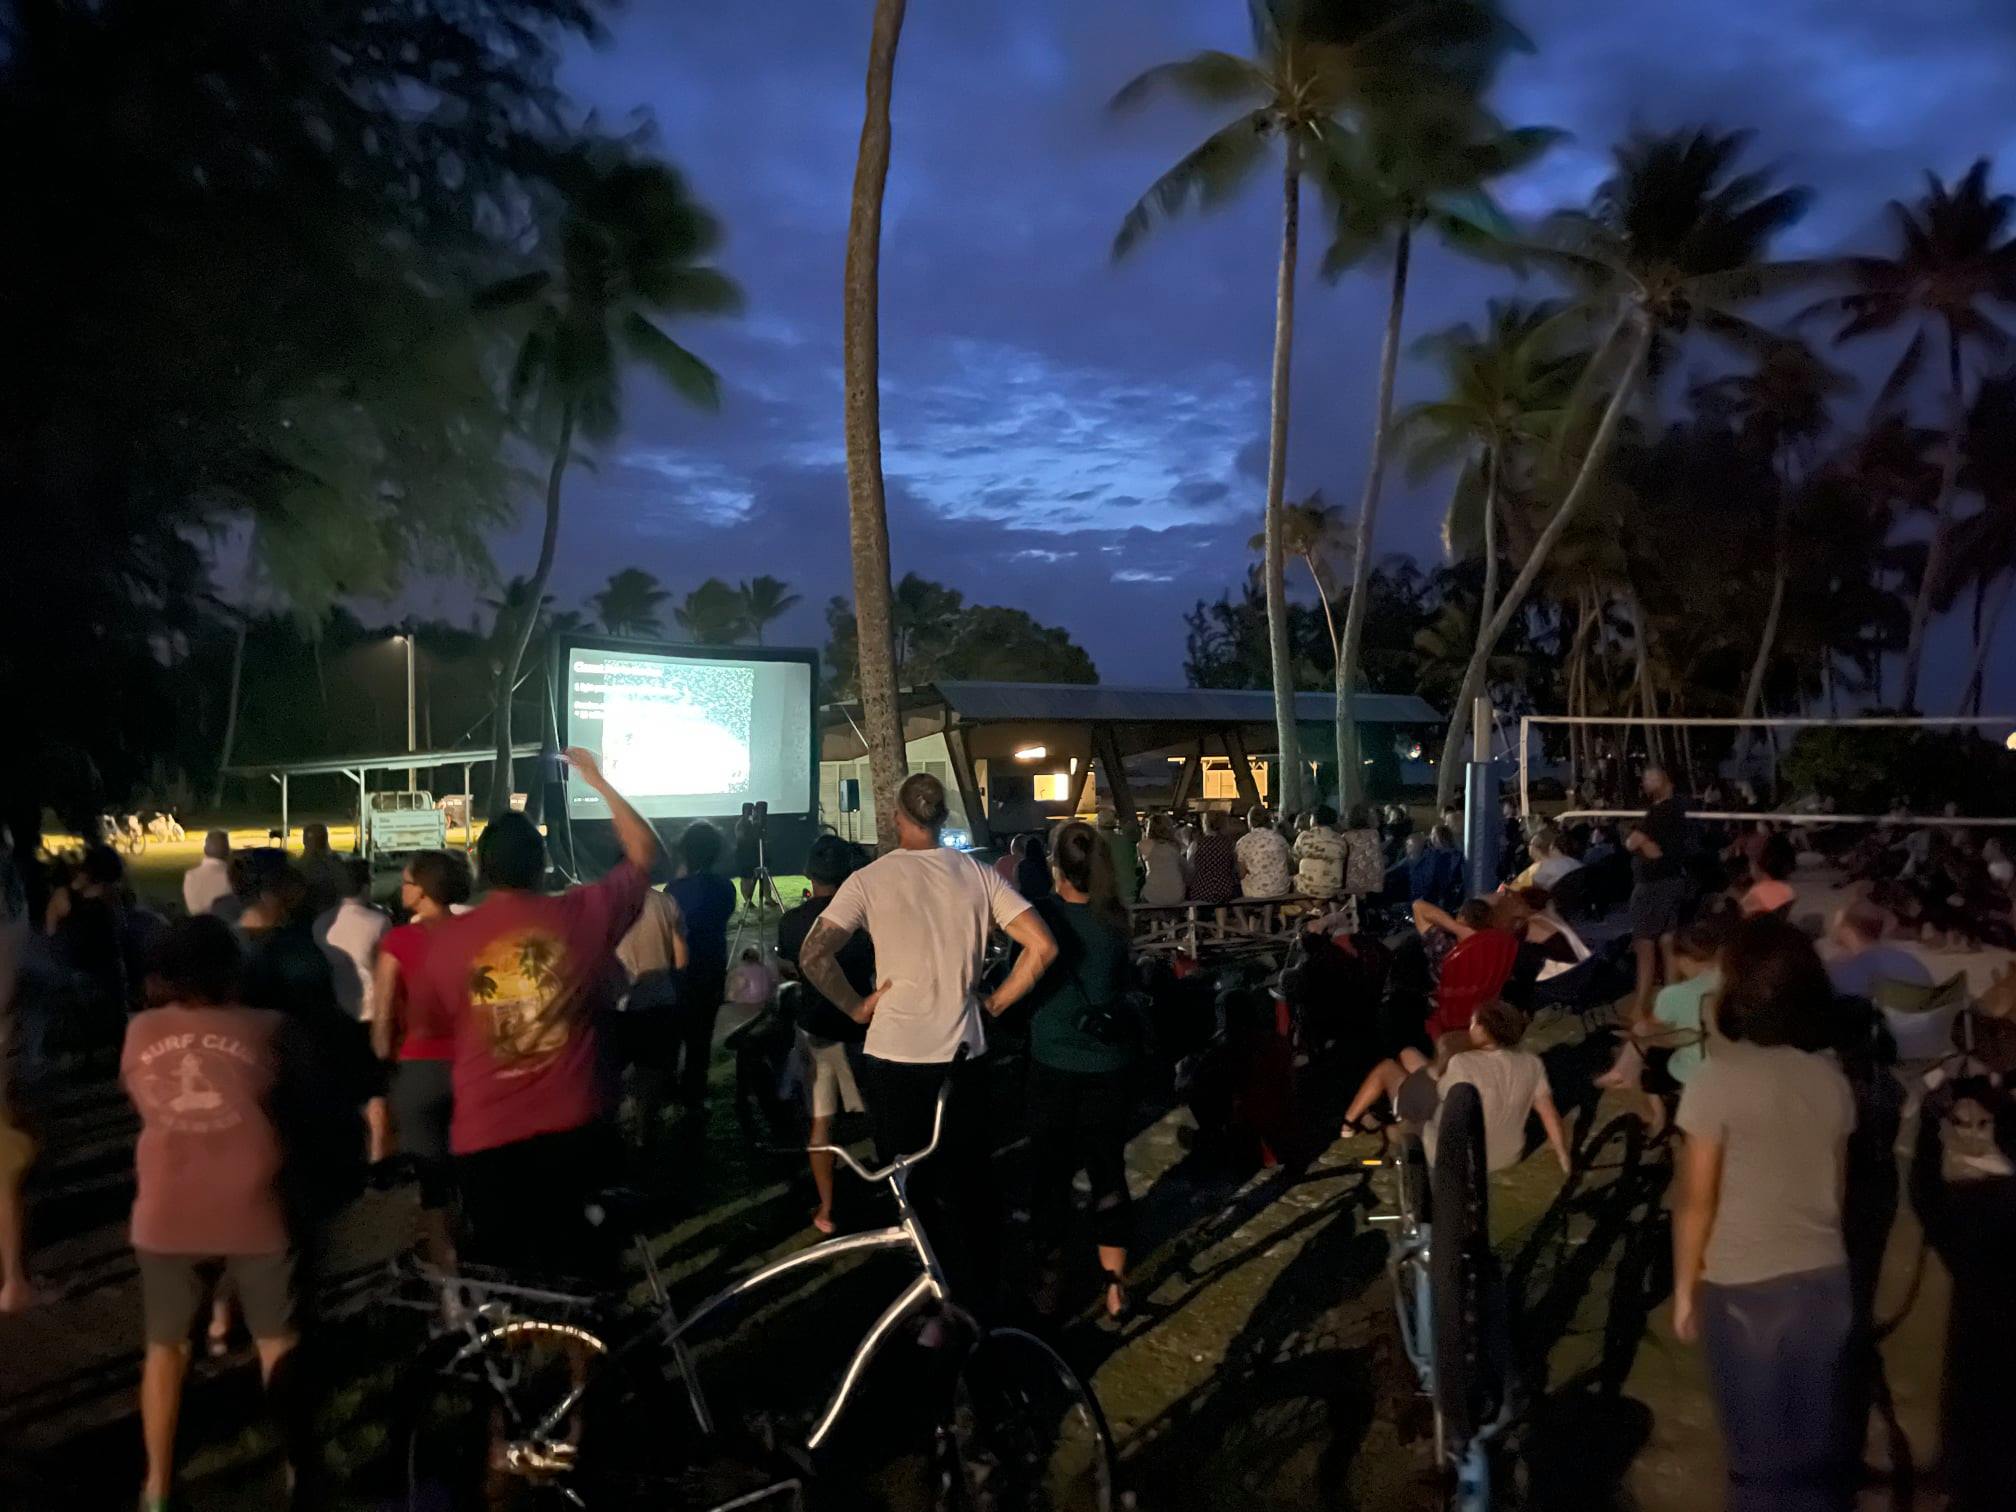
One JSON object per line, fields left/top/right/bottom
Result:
{"left": 137, "top": 1251, "right": 296, "bottom": 1346}
{"left": 801, "top": 1032, "right": 864, "bottom": 1121}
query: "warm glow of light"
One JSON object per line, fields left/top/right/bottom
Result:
{"left": 1014, "top": 745, "right": 1047, "bottom": 761}
{"left": 2006, "top": 732, "right": 2016, "bottom": 752}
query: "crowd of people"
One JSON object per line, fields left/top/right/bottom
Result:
{"left": 5, "top": 760, "right": 2015, "bottom": 1511}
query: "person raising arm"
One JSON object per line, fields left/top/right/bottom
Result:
{"left": 564, "top": 747, "right": 662, "bottom": 874}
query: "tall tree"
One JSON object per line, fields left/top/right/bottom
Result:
{"left": 590, "top": 567, "right": 670, "bottom": 638}
{"left": 480, "top": 145, "right": 739, "bottom": 814}
{"left": 739, "top": 574, "right": 802, "bottom": 645}
{"left": 1463, "top": 127, "right": 1818, "bottom": 794}
{"left": 1322, "top": 88, "right": 1557, "bottom": 804}
{"left": 1694, "top": 341, "right": 1851, "bottom": 735}
{"left": 1397, "top": 299, "right": 1580, "bottom": 805}
{"left": 1, "top": 0, "right": 605, "bottom": 819}
{"left": 1108, "top": 0, "right": 1369, "bottom": 813}
{"left": 1806, "top": 160, "right": 2016, "bottom": 710}
{"left": 843, "top": 0, "right": 911, "bottom": 849}
{"left": 673, "top": 578, "right": 751, "bottom": 645}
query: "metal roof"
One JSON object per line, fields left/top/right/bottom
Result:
{"left": 926, "top": 682, "right": 1441, "bottom": 726}
{"left": 228, "top": 744, "right": 541, "bottom": 779}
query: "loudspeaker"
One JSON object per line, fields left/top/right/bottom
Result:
{"left": 839, "top": 778, "right": 861, "bottom": 813}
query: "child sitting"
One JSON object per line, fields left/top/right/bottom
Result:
{"left": 1595, "top": 914, "right": 1732, "bottom": 1133}
{"left": 725, "top": 947, "right": 777, "bottom": 1011}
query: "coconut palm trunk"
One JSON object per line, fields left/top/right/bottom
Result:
{"left": 1337, "top": 224, "right": 1412, "bottom": 809}
{"left": 1737, "top": 465, "right": 1792, "bottom": 738}
{"left": 1899, "top": 330, "right": 1966, "bottom": 712}
{"left": 1431, "top": 315, "right": 1651, "bottom": 810}
{"left": 1262, "top": 136, "right": 1305, "bottom": 813}
{"left": 1432, "top": 443, "right": 1499, "bottom": 809}
{"left": 490, "top": 403, "right": 573, "bottom": 817}
{"left": 843, "top": 0, "right": 910, "bottom": 849}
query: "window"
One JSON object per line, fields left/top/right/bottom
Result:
{"left": 1033, "top": 773, "right": 1071, "bottom": 802}
{"left": 1200, "top": 760, "right": 1269, "bottom": 802}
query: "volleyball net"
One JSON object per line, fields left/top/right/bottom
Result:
{"left": 1514, "top": 714, "right": 2016, "bottom": 831}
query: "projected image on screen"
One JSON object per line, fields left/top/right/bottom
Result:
{"left": 564, "top": 647, "right": 813, "bottom": 821}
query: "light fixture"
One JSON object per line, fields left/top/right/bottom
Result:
{"left": 1014, "top": 745, "right": 1047, "bottom": 761}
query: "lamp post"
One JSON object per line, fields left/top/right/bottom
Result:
{"left": 395, "top": 632, "right": 417, "bottom": 790}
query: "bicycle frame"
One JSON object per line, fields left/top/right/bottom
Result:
{"left": 489, "top": 1071, "right": 961, "bottom": 1458}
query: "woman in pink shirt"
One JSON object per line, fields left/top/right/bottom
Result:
{"left": 123, "top": 916, "right": 292, "bottom": 1512}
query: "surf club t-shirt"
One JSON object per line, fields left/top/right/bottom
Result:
{"left": 381, "top": 921, "right": 454, "bottom": 1061}
{"left": 430, "top": 862, "right": 649, "bottom": 1155}
{"left": 122, "top": 1004, "right": 287, "bottom": 1256}
{"left": 819, "top": 847, "right": 1031, "bottom": 1064}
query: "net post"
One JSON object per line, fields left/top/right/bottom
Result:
{"left": 1519, "top": 715, "right": 1532, "bottom": 828}
{"left": 1463, "top": 695, "right": 1499, "bottom": 897}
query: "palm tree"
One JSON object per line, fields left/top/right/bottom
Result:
{"left": 1246, "top": 491, "right": 1352, "bottom": 658}
{"left": 844, "top": 0, "right": 911, "bottom": 848}
{"left": 673, "top": 578, "right": 750, "bottom": 645}
{"left": 478, "top": 146, "right": 739, "bottom": 814}
{"left": 1110, "top": 0, "right": 1502, "bottom": 809}
{"left": 590, "top": 567, "right": 670, "bottom": 638}
{"left": 1322, "top": 89, "right": 1557, "bottom": 804}
{"left": 1806, "top": 160, "right": 2016, "bottom": 711}
{"left": 1450, "top": 128, "right": 1818, "bottom": 792}
{"left": 1694, "top": 341, "right": 1851, "bottom": 735}
{"left": 1396, "top": 298, "right": 1579, "bottom": 805}
{"left": 739, "top": 574, "right": 802, "bottom": 646}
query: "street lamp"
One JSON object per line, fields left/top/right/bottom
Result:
{"left": 394, "top": 632, "right": 416, "bottom": 790}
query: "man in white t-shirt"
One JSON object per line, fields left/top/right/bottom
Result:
{"left": 1234, "top": 807, "right": 1294, "bottom": 899}
{"left": 799, "top": 772, "right": 1057, "bottom": 1305}
{"left": 182, "top": 831, "right": 236, "bottom": 919}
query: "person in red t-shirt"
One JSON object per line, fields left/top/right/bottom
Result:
{"left": 426, "top": 748, "right": 658, "bottom": 1280}
{"left": 123, "top": 916, "right": 293, "bottom": 1512}
{"left": 370, "top": 849, "right": 472, "bottom": 1272}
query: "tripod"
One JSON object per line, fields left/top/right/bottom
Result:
{"left": 728, "top": 828, "right": 785, "bottom": 963}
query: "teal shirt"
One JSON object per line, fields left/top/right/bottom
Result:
{"left": 1654, "top": 968, "right": 1720, "bottom": 1084}
{"left": 1024, "top": 896, "right": 1138, "bottom": 1074}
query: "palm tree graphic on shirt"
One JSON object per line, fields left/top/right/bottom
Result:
{"left": 468, "top": 928, "right": 572, "bottom": 1070}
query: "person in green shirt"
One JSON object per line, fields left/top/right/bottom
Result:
{"left": 1023, "top": 821, "right": 1140, "bottom": 1321}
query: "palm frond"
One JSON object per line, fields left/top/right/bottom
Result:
{"left": 1109, "top": 51, "right": 1267, "bottom": 114}
{"left": 623, "top": 313, "right": 722, "bottom": 411}
{"left": 1112, "top": 111, "right": 1271, "bottom": 259}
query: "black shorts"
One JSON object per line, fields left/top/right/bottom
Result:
{"left": 1630, "top": 877, "right": 1693, "bottom": 941}
{"left": 455, "top": 1123, "right": 620, "bottom": 1285}
{"left": 138, "top": 1251, "right": 296, "bottom": 1346}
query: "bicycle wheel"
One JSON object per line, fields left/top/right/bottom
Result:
{"left": 395, "top": 1322, "right": 608, "bottom": 1511}
{"left": 1427, "top": 1085, "right": 1509, "bottom": 1469}
{"left": 940, "top": 1326, "right": 1117, "bottom": 1512}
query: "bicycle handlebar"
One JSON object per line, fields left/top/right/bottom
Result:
{"left": 806, "top": 1045, "right": 968, "bottom": 1187}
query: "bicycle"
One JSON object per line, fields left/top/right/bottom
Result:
{"left": 390, "top": 1056, "right": 1118, "bottom": 1511}
{"left": 1363, "top": 1083, "right": 1514, "bottom": 1512}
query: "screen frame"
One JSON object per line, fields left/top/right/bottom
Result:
{"left": 550, "top": 633, "right": 821, "bottom": 818}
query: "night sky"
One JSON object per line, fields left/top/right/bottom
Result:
{"left": 421, "top": 0, "right": 2016, "bottom": 706}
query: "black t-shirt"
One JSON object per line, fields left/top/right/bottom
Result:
{"left": 1635, "top": 796, "right": 1691, "bottom": 884}
{"left": 776, "top": 895, "right": 873, "bottom": 1044}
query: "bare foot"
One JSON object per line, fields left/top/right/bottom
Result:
{"left": 0, "top": 1277, "right": 34, "bottom": 1314}
{"left": 811, "top": 1212, "right": 835, "bottom": 1236}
